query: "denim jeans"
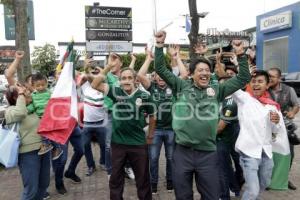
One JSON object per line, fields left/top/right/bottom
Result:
{"left": 82, "top": 120, "right": 106, "bottom": 169}
{"left": 18, "top": 150, "right": 50, "bottom": 200}
{"left": 217, "top": 140, "right": 232, "bottom": 200}
{"left": 52, "top": 125, "right": 83, "bottom": 187}
{"left": 105, "top": 112, "right": 112, "bottom": 175}
{"left": 239, "top": 151, "right": 274, "bottom": 200}
{"left": 149, "top": 129, "right": 174, "bottom": 184}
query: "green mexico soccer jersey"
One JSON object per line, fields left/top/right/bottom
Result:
{"left": 155, "top": 47, "right": 250, "bottom": 151}
{"left": 217, "top": 97, "right": 238, "bottom": 145}
{"left": 107, "top": 85, "right": 155, "bottom": 145}
{"left": 104, "top": 72, "right": 120, "bottom": 110}
{"left": 147, "top": 82, "right": 173, "bottom": 130}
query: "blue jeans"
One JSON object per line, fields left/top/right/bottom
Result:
{"left": 82, "top": 120, "right": 106, "bottom": 169}
{"left": 105, "top": 112, "right": 112, "bottom": 175}
{"left": 239, "top": 151, "right": 274, "bottom": 200}
{"left": 149, "top": 129, "right": 174, "bottom": 184}
{"left": 217, "top": 140, "right": 237, "bottom": 200}
{"left": 52, "top": 126, "right": 83, "bottom": 187}
{"left": 18, "top": 150, "right": 50, "bottom": 200}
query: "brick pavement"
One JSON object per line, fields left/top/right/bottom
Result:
{"left": 1, "top": 114, "right": 300, "bottom": 200}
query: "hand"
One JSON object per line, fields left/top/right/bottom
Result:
{"left": 246, "top": 46, "right": 256, "bottom": 61}
{"left": 146, "top": 136, "right": 153, "bottom": 145}
{"left": 84, "top": 58, "right": 95, "bottom": 73}
{"left": 285, "top": 111, "right": 295, "bottom": 119}
{"left": 145, "top": 47, "right": 154, "bottom": 61}
{"left": 15, "top": 83, "right": 26, "bottom": 94}
{"left": 270, "top": 111, "right": 280, "bottom": 124}
{"left": 131, "top": 53, "right": 137, "bottom": 61}
{"left": 168, "top": 44, "right": 178, "bottom": 59}
{"left": 216, "top": 48, "right": 222, "bottom": 64}
{"left": 194, "top": 41, "right": 208, "bottom": 55}
{"left": 249, "top": 65, "right": 257, "bottom": 76}
{"left": 155, "top": 31, "right": 166, "bottom": 45}
{"left": 232, "top": 40, "right": 244, "bottom": 55}
{"left": 230, "top": 54, "right": 238, "bottom": 66}
{"left": 107, "top": 53, "right": 120, "bottom": 67}
{"left": 15, "top": 50, "right": 25, "bottom": 59}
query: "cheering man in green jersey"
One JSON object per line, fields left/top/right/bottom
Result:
{"left": 154, "top": 31, "right": 251, "bottom": 200}
{"left": 88, "top": 55, "right": 156, "bottom": 200}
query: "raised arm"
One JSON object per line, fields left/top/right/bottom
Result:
{"left": 128, "top": 54, "right": 137, "bottom": 69}
{"left": 154, "top": 31, "right": 183, "bottom": 93}
{"left": 5, "top": 85, "right": 28, "bottom": 124}
{"left": 214, "top": 48, "right": 226, "bottom": 78}
{"left": 5, "top": 51, "right": 24, "bottom": 86}
{"left": 169, "top": 44, "right": 188, "bottom": 79}
{"left": 89, "top": 54, "right": 120, "bottom": 94}
{"left": 137, "top": 49, "right": 153, "bottom": 89}
{"left": 218, "top": 40, "right": 251, "bottom": 100}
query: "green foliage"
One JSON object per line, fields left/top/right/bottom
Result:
{"left": 31, "top": 43, "right": 56, "bottom": 76}
{"left": 120, "top": 53, "right": 171, "bottom": 72}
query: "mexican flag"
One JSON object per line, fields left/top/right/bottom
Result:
{"left": 38, "top": 51, "right": 78, "bottom": 144}
{"left": 269, "top": 112, "right": 291, "bottom": 190}
{"left": 56, "top": 39, "right": 74, "bottom": 73}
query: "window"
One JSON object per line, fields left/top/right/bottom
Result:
{"left": 263, "top": 37, "right": 288, "bottom": 73}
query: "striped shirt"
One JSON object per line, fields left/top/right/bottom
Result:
{"left": 81, "top": 81, "right": 105, "bottom": 122}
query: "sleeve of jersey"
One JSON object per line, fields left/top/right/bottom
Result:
{"left": 106, "top": 85, "right": 119, "bottom": 103}
{"left": 220, "top": 105, "right": 236, "bottom": 124}
{"left": 144, "top": 95, "right": 156, "bottom": 116}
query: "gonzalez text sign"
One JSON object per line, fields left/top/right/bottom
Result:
{"left": 85, "top": 6, "right": 132, "bottom": 18}
{"left": 86, "top": 30, "right": 132, "bottom": 41}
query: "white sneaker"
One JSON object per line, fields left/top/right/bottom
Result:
{"left": 125, "top": 167, "right": 135, "bottom": 180}
{"left": 100, "top": 164, "right": 106, "bottom": 171}
{"left": 229, "top": 190, "right": 236, "bottom": 197}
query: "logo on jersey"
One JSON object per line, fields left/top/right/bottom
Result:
{"left": 135, "top": 98, "right": 142, "bottom": 106}
{"left": 206, "top": 88, "right": 215, "bottom": 97}
{"left": 225, "top": 110, "right": 232, "bottom": 117}
{"left": 166, "top": 88, "right": 172, "bottom": 95}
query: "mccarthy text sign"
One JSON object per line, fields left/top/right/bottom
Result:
{"left": 85, "top": 6, "right": 132, "bottom": 18}
{"left": 260, "top": 11, "right": 292, "bottom": 32}
{"left": 86, "top": 18, "right": 132, "bottom": 29}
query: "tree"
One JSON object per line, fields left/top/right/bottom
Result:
{"left": 31, "top": 44, "right": 56, "bottom": 76}
{"left": 0, "top": 0, "right": 31, "bottom": 82}
{"left": 188, "top": 0, "right": 199, "bottom": 60}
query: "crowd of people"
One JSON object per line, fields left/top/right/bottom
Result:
{"left": 1, "top": 30, "right": 299, "bottom": 200}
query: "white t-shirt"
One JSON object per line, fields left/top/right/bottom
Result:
{"left": 81, "top": 81, "right": 105, "bottom": 122}
{"left": 233, "top": 90, "right": 281, "bottom": 159}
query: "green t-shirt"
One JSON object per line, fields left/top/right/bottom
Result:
{"left": 147, "top": 82, "right": 173, "bottom": 129}
{"left": 155, "top": 47, "right": 250, "bottom": 151}
{"left": 104, "top": 72, "right": 120, "bottom": 110}
{"left": 107, "top": 86, "right": 155, "bottom": 145}
{"left": 217, "top": 97, "right": 238, "bottom": 145}
{"left": 27, "top": 90, "right": 51, "bottom": 117}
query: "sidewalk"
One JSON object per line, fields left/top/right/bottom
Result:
{"left": 1, "top": 114, "right": 300, "bottom": 200}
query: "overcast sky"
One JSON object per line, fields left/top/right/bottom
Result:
{"left": 0, "top": 0, "right": 299, "bottom": 49}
